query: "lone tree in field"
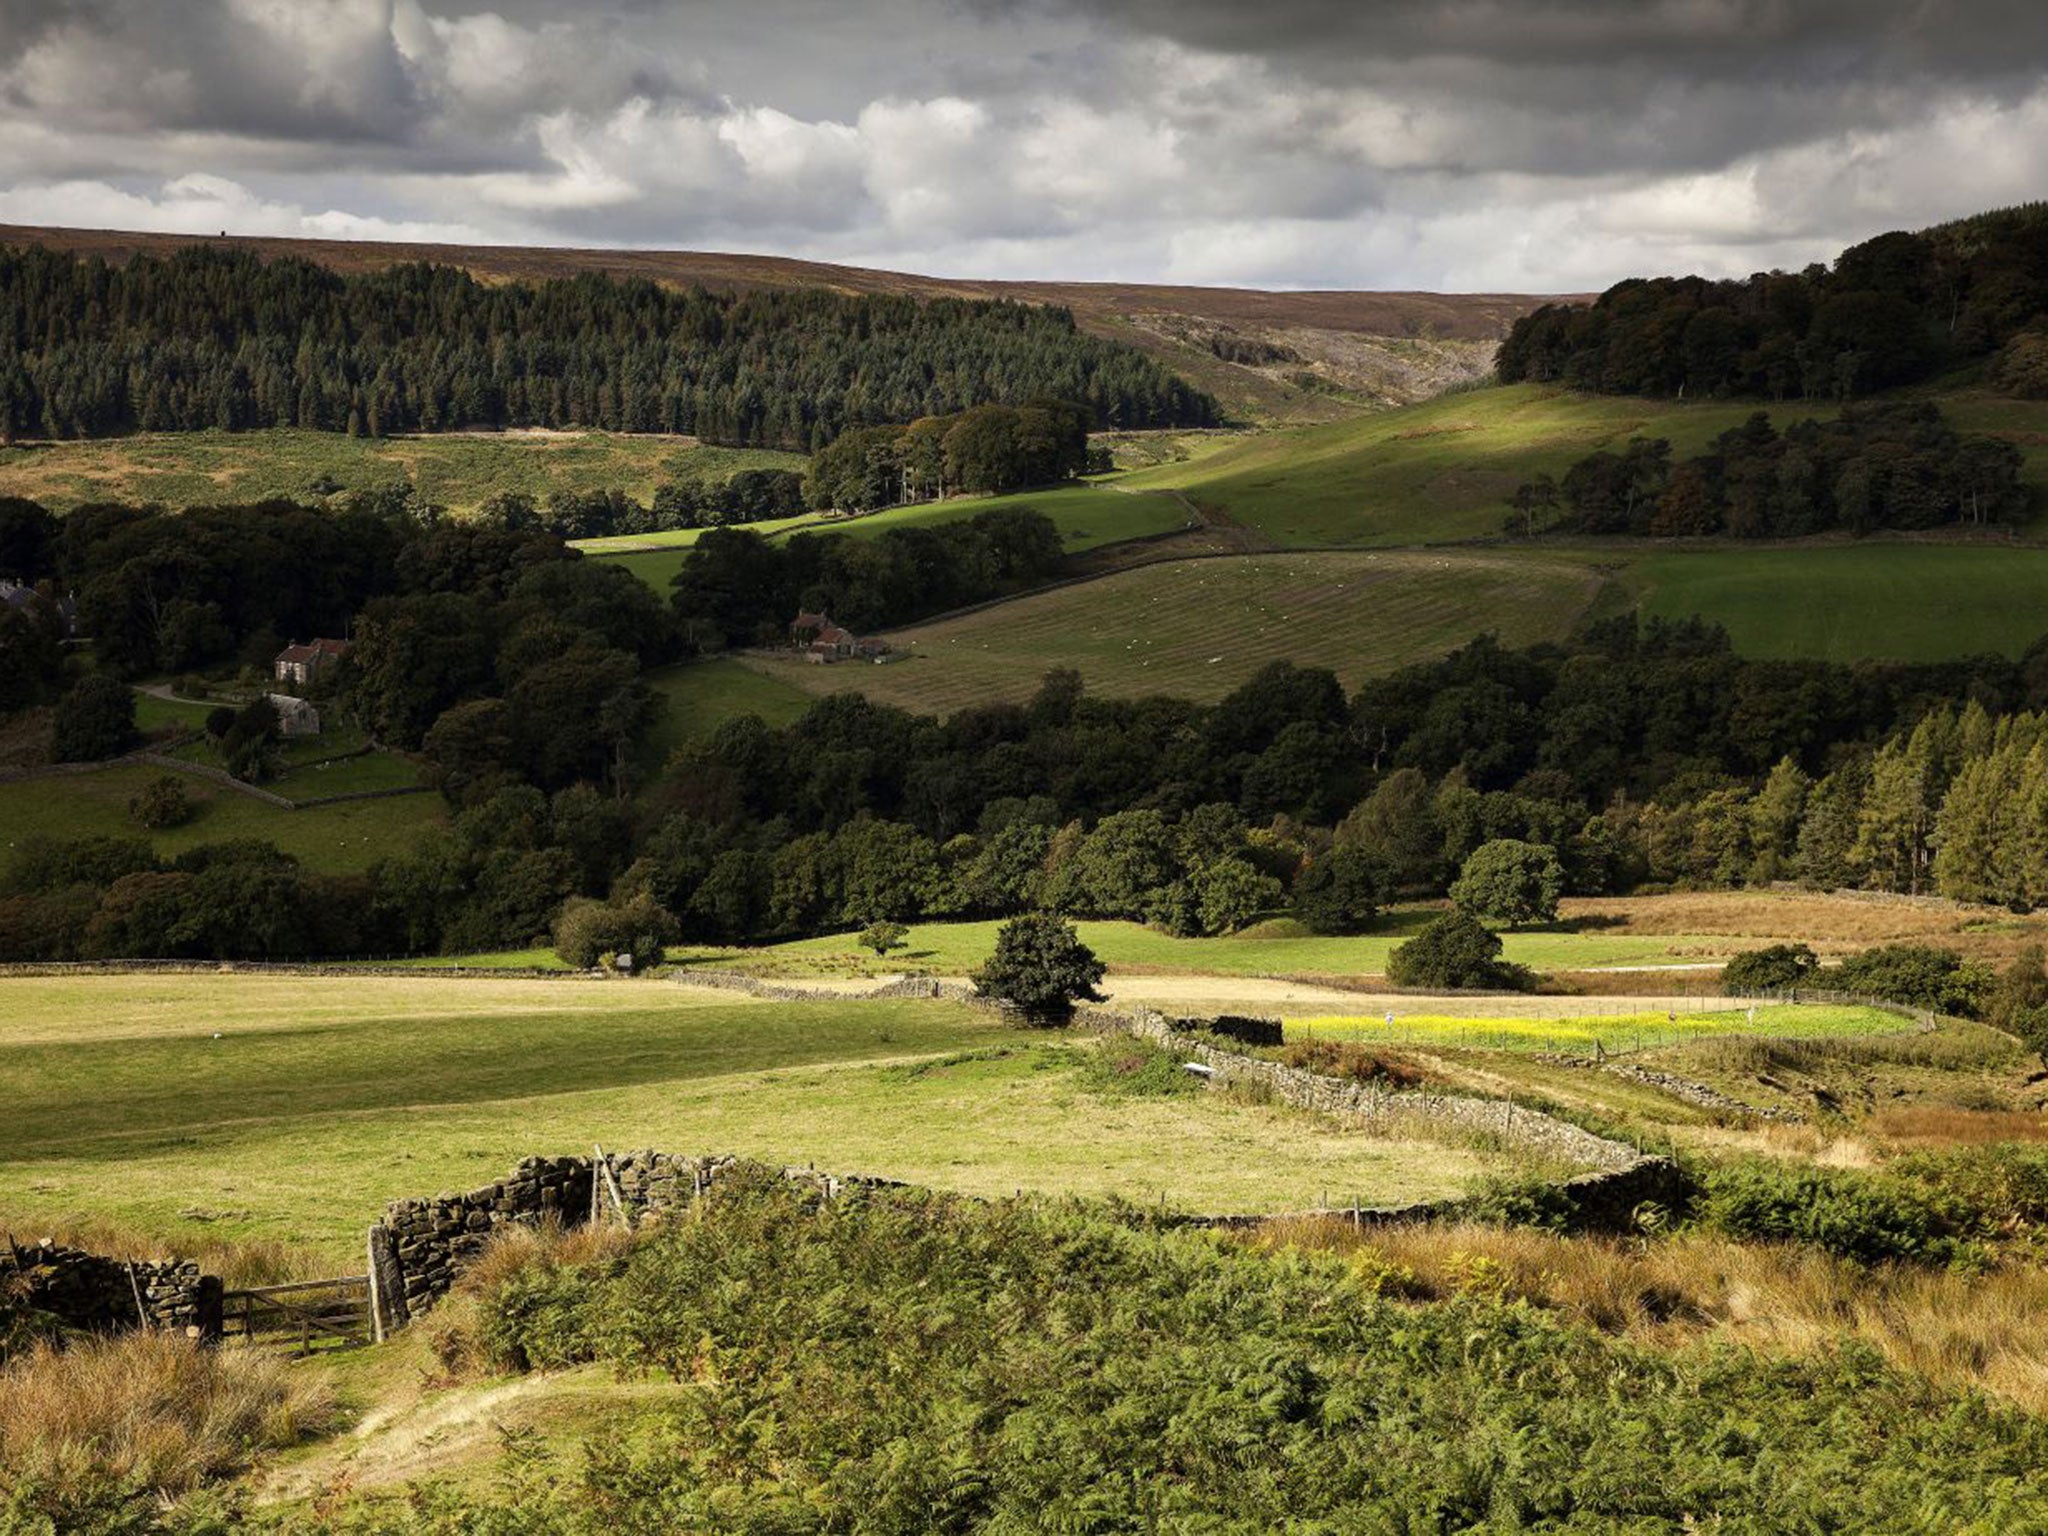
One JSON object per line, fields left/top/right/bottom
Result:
{"left": 1449, "top": 839, "right": 1564, "bottom": 929}
{"left": 1386, "top": 910, "right": 1513, "bottom": 991}
{"left": 127, "top": 773, "right": 193, "bottom": 831}
{"left": 972, "top": 913, "right": 1106, "bottom": 1024}
{"left": 859, "top": 920, "right": 909, "bottom": 958}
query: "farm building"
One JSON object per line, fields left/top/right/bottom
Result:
{"left": 265, "top": 693, "right": 322, "bottom": 738}
{"left": 792, "top": 610, "right": 892, "bottom": 665}
{"left": 274, "top": 637, "right": 350, "bottom": 687}
{"left": 0, "top": 578, "right": 78, "bottom": 636}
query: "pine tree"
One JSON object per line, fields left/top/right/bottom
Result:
{"left": 1747, "top": 757, "right": 1811, "bottom": 884}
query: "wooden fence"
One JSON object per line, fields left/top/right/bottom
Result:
{"left": 220, "top": 1275, "right": 371, "bottom": 1353}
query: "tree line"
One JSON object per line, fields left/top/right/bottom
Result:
{"left": 667, "top": 508, "right": 1069, "bottom": 647}
{"left": 17, "top": 487, "right": 2048, "bottom": 960}
{"left": 0, "top": 243, "right": 1217, "bottom": 447}
{"left": 469, "top": 467, "right": 808, "bottom": 541}
{"left": 1497, "top": 203, "right": 2048, "bottom": 401}
{"left": 1507, "top": 401, "right": 2028, "bottom": 538}
{"left": 804, "top": 400, "right": 1094, "bottom": 512}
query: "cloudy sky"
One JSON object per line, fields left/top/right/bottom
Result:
{"left": 1, "top": 0, "right": 2044, "bottom": 292}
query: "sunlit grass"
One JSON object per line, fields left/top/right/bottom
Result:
{"left": 1285, "top": 1004, "right": 1906, "bottom": 1055}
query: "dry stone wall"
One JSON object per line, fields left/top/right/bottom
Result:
{"left": 3, "top": 1240, "right": 221, "bottom": 1336}
{"left": 367, "top": 1150, "right": 916, "bottom": 1330}
{"left": 1077, "top": 1006, "right": 1689, "bottom": 1230}
{"left": 1081, "top": 1007, "right": 1645, "bottom": 1172}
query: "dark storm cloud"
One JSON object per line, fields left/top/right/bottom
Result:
{"left": 0, "top": 0, "right": 2043, "bottom": 289}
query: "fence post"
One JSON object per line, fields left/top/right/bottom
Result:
{"left": 366, "top": 1229, "right": 385, "bottom": 1345}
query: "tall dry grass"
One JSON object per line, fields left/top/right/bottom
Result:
{"left": 0, "top": 1331, "right": 335, "bottom": 1496}
{"left": 1256, "top": 1218, "right": 2048, "bottom": 1414}
{"left": 1868, "top": 1105, "right": 2048, "bottom": 1146}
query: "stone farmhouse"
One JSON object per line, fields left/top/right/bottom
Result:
{"left": 791, "top": 610, "right": 892, "bottom": 664}
{"left": 273, "top": 636, "right": 350, "bottom": 687}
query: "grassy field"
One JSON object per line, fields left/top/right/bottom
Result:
{"left": 729, "top": 548, "right": 1606, "bottom": 713}
{"left": 0, "top": 974, "right": 1509, "bottom": 1260}
{"left": 589, "top": 482, "right": 1190, "bottom": 593}
{"left": 674, "top": 913, "right": 1751, "bottom": 983}
{"left": 0, "top": 763, "right": 441, "bottom": 874}
{"left": 1285, "top": 1002, "right": 1904, "bottom": 1056}
{"left": 1122, "top": 381, "right": 2048, "bottom": 548}
{"left": 642, "top": 658, "right": 814, "bottom": 758}
{"left": 0, "top": 429, "right": 803, "bottom": 515}
{"left": 1628, "top": 544, "right": 2048, "bottom": 662}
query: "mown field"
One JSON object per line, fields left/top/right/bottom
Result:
{"left": 724, "top": 548, "right": 1607, "bottom": 714}
{"left": 588, "top": 482, "right": 1190, "bottom": 594}
{"left": 0, "top": 428, "right": 803, "bottom": 514}
{"left": 1122, "top": 381, "right": 2048, "bottom": 547}
{"left": 0, "top": 763, "right": 441, "bottom": 874}
{"left": 0, "top": 974, "right": 1507, "bottom": 1262}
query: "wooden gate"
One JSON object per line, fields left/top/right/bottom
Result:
{"left": 220, "top": 1275, "right": 371, "bottom": 1352}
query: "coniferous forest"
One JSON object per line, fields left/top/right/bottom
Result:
{"left": 0, "top": 244, "right": 1218, "bottom": 447}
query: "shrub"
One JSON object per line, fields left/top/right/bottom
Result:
{"left": 1083, "top": 1039, "right": 1202, "bottom": 1097}
{"left": 1448, "top": 839, "right": 1564, "bottom": 928}
{"left": 1834, "top": 943, "right": 1993, "bottom": 1018}
{"left": 858, "top": 919, "right": 909, "bottom": 957}
{"left": 1721, "top": 943, "right": 1820, "bottom": 993}
{"left": 1280, "top": 1039, "right": 1430, "bottom": 1088}
{"left": 219, "top": 696, "right": 280, "bottom": 782}
{"left": 970, "top": 912, "right": 1106, "bottom": 1023}
{"left": 1292, "top": 845, "right": 1386, "bottom": 934}
{"left": 412, "top": 1173, "right": 2048, "bottom": 1530}
{"left": 126, "top": 774, "right": 194, "bottom": 831}
{"left": 552, "top": 894, "right": 678, "bottom": 971}
{"left": 1890, "top": 1144, "right": 2048, "bottom": 1230}
{"left": 1986, "top": 945, "right": 2048, "bottom": 1058}
{"left": 1694, "top": 1160, "right": 1978, "bottom": 1266}
{"left": 50, "top": 675, "right": 138, "bottom": 763}
{"left": 1386, "top": 909, "right": 1520, "bottom": 990}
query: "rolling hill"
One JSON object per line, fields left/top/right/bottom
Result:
{"left": 0, "top": 222, "right": 1559, "bottom": 423}
{"left": 1120, "top": 382, "right": 2048, "bottom": 547}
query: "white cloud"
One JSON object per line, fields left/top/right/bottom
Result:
{"left": 0, "top": 172, "right": 485, "bottom": 243}
{"left": 1, "top": 1, "right": 2045, "bottom": 290}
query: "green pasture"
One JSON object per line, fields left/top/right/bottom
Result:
{"left": 732, "top": 548, "right": 1605, "bottom": 714}
{"left": 1285, "top": 1003, "right": 1905, "bottom": 1056}
{"left": 1628, "top": 544, "right": 2048, "bottom": 662}
{"left": 0, "top": 974, "right": 1505, "bottom": 1260}
{"left": 642, "top": 658, "right": 813, "bottom": 759}
{"left": 675, "top": 914, "right": 1746, "bottom": 982}
{"left": 0, "top": 762, "right": 441, "bottom": 874}
{"left": 1124, "top": 382, "right": 2048, "bottom": 548}
{"left": 589, "top": 482, "right": 1189, "bottom": 593}
{"left": 0, "top": 428, "right": 803, "bottom": 515}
